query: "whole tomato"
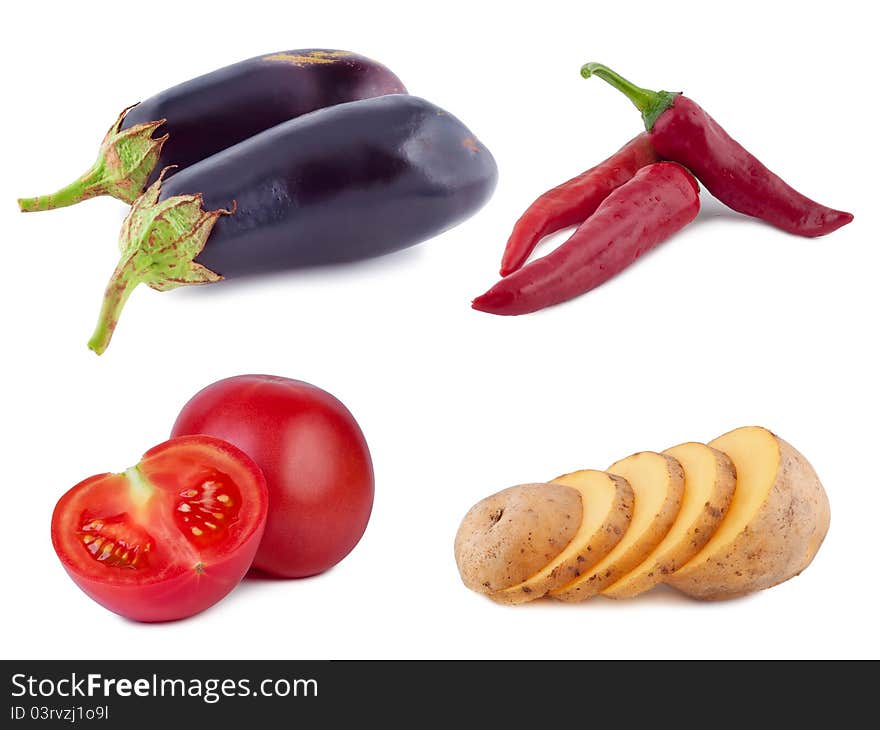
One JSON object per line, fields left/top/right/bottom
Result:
{"left": 171, "top": 375, "right": 374, "bottom": 578}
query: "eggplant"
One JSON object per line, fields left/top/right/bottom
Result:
{"left": 18, "top": 49, "right": 405, "bottom": 212}
{"left": 88, "top": 94, "right": 497, "bottom": 354}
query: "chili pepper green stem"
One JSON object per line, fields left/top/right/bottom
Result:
{"left": 18, "top": 164, "right": 106, "bottom": 212}
{"left": 581, "top": 62, "right": 679, "bottom": 131}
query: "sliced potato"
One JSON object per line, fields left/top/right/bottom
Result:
{"left": 602, "top": 442, "right": 736, "bottom": 599}
{"left": 454, "top": 483, "right": 582, "bottom": 595}
{"left": 492, "top": 470, "right": 634, "bottom": 605}
{"left": 551, "top": 452, "right": 684, "bottom": 602}
{"left": 668, "top": 426, "right": 830, "bottom": 600}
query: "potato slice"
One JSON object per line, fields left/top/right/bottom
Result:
{"left": 454, "top": 483, "right": 582, "bottom": 595}
{"left": 602, "top": 443, "right": 736, "bottom": 599}
{"left": 491, "top": 470, "right": 634, "bottom": 605}
{"left": 551, "top": 452, "right": 684, "bottom": 602}
{"left": 668, "top": 426, "right": 831, "bottom": 600}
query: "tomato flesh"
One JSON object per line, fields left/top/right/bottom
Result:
{"left": 51, "top": 435, "right": 267, "bottom": 622}
{"left": 172, "top": 375, "right": 374, "bottom": 578}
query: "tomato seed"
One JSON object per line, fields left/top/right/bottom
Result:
{"left": 77, "top": 515, "right": 152, "bottom": 569}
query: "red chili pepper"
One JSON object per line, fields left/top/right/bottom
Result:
{"left": 500, "top": 134, "right": 658, "bottom": 275}
{"left": 472, "top": 162, "right": 700, "bottom": 315}
{"left": 581, "top": 63, "right": 853, "bottom": 237}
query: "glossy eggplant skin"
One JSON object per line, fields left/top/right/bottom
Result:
{"left": 159, "top": 94, "right": 497, "bottom": 277}
{"left": 122, "top": 49, "right": 406, "bottom": 186}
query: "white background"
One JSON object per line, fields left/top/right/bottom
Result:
{"left": 1, "top": 0, "right": 877, "bottom": 660}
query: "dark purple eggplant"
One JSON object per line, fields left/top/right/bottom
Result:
{"left": 88, "top": 94, "right": 497, "bottom": 354}
{"left": 18, "top": 49, "right": 405, "bottom": 212}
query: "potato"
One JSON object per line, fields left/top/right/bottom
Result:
{"left": 602, "top": 443, "right": 736, "bottom": 599}
{"left": 667, "top": 427, "right": 830, "bottom": 600}
{"left": 453, "top": 426, "right": 830, "bottom": 605}
{"left": 551, "top": 452, "right": 684, "bottom": 602}
{"left": 454, "top": 483, "right": 582, "bottom": 595}
{"left": 491, "top": 470, "right": 634, "bottom": 605}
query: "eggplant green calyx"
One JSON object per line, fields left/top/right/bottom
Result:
{"left": 581, "top": 62, "right": 679, "bottom": 131}
{"left": 17, "top": 105, "right": 168, "bottom": 212}
{"left": 87, "top": 168, "right": 232, "bottom": 355}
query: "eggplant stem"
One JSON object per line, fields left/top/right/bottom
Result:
{"left": 17, "top": 105, "right": 167, "bottom": 212}
{"left": 84, "top": 172, "right": 227, "bottom": 355}
{"left": 87, "top": 255, "right": 143, "bottom": 355}
{"left": 18, "top": 164, "right": 105, "bottom": 212}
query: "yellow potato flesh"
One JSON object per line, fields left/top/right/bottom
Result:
{"left": 551, "top": 452, "right": 682, "bottom": 600}
{"left": 602, "top": 442, "right": 728, "bottom": 598}
{"left": 677, "top": 427, "right": 777, "bottom": 573}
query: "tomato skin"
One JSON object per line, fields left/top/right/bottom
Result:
{"left": 51, "top": 436, "right": 267, "bottom": 622}
{"left": 171, "top": 375, "right": 374, "bottom": 578}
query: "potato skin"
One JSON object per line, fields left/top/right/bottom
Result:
{"left": 454, "top": 483, "right": 582, "bottom": 595}
{"left": 668, "top": 434, "right": 830, "bottom": 600}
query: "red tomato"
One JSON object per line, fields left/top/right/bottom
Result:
{"left": 51, "top": 436, "right": 267, "bottom": 622}
{"left": 171, "top": 375, "right": 374, "bottom": 578}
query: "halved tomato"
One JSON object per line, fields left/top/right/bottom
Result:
{"left": 51, "top": 436, "right": 267, "bottom": 622}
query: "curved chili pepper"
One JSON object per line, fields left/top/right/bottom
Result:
{"left": 472, "top": 162, "right": 700, "bottom": 316}
{"left": 581, "top": 63, "right": 853, "bottom": 237}
{"left": 499, "top": 134, "right": 658, "bottom": 275}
